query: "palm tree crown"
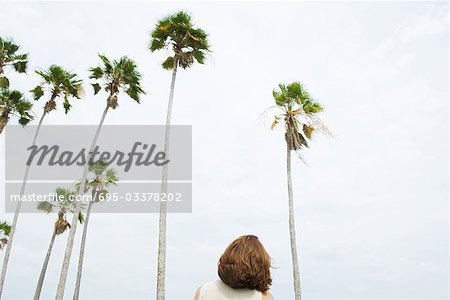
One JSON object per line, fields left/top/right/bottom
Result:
{"left": 90, "top": 54, "right": 145, "bottom": 109}
{"left": 30, "top": 65, "right": 83, "bottom": 114}
{"left": 37, "top": 188, "right": 84, "bottom": 234}
{"left": 0, "top": 89, "right": 33, "bottom": 132}
{"left": 76, "top": 160, "right": 119, "bottom": 197}
{"left": 271, "top": 82, "right": 325, "bottom": 151}
{"left": 0, "top": 36, "right": 28, "bottom": 88}
{"left": 0, "top": 221, "right": 11, "bottom": 251}
{"left": 88, "top": 160, "right": 119, "bottom": 192}
{"left": 149, "top": 11, "right": 210, "bottom": 70}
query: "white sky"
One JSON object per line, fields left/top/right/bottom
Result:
{"left": 0, "top": 1, "right": 448, "bottom": 299}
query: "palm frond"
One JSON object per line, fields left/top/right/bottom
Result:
{"left": 0, "top": 36, "right": 29, "bottom": 75}
{"left": 37, "top": 201, "right": 54, "bottom": 213}
{"left": 0, "top": 220, "right": 11, "bottom": 250}
{"left": 0, "top": 221, "right": 11, "bottom": 236}
{"left": 30, "top": 85, "right": 44, "bottom": 101}
{"left": 78, "top": 213, "right": 85, "bottom": 224}
{"left": 0, "top": 89, "right": 34, "bottom": 130}
{"left": 89, "top": 160, "right": 109, "bottom": 175}
{"left": 0, "top": 76, "right": 9, "bottom": 88}
{"left": 162, "top": 56, "right": 175, "bottom": 70}
{"left": 105, "top": 168, "right": 119, "bottom": 185}
{"left": 13, "top": 61, "right": 27, "bottom": 73}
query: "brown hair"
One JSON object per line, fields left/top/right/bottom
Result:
{"left": 218, "top": 235, "right": 272, "bottom": 292}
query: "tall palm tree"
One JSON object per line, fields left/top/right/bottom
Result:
{"left": 0, "top": 221, "right": 11, "bottom": 251}
{"left": 0, "top": 89, "right": 33, "bottom": 134}
{"left": 0, "top": 36, "right": 28, "bottom": 88}
{"left": 33, "top": 188, "right": 85, "bottom": 300}
{"left": 149, "top": 11, "right": 210, "bottom": 299}
{"left": 56, "top": 54, "right": 144, "bottom": 300}
{"left": 270, "top": 82, "right": 326, "bottom": 300}
{"left": 73, "top": 161, "right": 118, "bottom": 300}
{"left": 0, "top": 65, "right": 83, "bottom": 298}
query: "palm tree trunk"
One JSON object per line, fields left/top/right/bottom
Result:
{"left": 0, "top": 110, "right": 46, "bottom": 298}
{"left": 55, "top": 105, "right": 109, "bottom": 300}
{"left": 287, "top": 147, "right": 302, "bottom": 300}
{"left": 33, "top": 230, "right": 57, "bottom": 300}
{"left": 72, "top": 192, "right": 94, "bottom": 300}
{"left": 156, "top": 57, "right": 178, "bottom": 300}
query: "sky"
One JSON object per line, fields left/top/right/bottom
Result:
{"left": 0, "top": 1, "right": 448, "bottom": 300}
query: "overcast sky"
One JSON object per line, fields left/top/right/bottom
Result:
{"left": 0, "top": 1, "right": 448, "bottom": 300}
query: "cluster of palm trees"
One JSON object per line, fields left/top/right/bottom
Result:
{"left": 0, "top": 10, "right": 327, "bottom": 300}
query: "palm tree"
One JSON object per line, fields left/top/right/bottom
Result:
{"left": 73, "top": 160, "right": 118, "bottom": 300}
{"left": 0, "top": 89, "right": 33, "bottom": 134}
{"left": 33, "top": 188, "right": 85, "bottom": 300}
{"left": 0, "top": 65, "right": 83, "bottom": 298}
{"left": 0, "top": 221, "right": 11, "bottom": 251}
{"left": 270, "top": 82, "right": 327, "bottom": 300}
{"left": 56, "top": 54, "right": 144, "bottom": 300}
{"left": 0, "top": 36, "right": 28, "bottom": 88}
{"left": 149, "top": 11, "right": 210, "bottom": 299}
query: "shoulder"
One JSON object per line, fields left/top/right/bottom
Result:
{"left": 193, "top": 287, "right": 201, "bottom": 300}
{"left": 262, "top": 291, "right": 274, "bottom": 300}
{"left": 201, "top": 280, "right": 220, "bottom": 291}
{"left": 193, "top": 280, "right": 220, "bottom": 299}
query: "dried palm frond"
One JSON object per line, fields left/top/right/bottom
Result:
{"left": 303, "top": 124, "right": 314, "bottom": 139}
{"left": 107, "top": 94, "right": 118, "bottom": 109}
{"left": 285, "top": 130, "right": 309, "bottom": 151}
{"left": 44, "top": 100, "right": 56, "bottom": 113}
{"left": 54, "top": 211, "right": 71, "bottom": 235}
{"left": 0, "top": 238, "right": 7, "bottom": 250}
{"left": 303, "top": 114, "right": 333, "bottom": 138}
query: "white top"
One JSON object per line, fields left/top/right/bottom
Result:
{"left": 199, "top": 280, "right": 262, "bottom": 300}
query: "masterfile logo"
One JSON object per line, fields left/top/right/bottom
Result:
{"left": 4, "top": 125, "right": 192, "bottom": 213}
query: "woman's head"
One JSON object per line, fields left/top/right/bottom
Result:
{"left": 218, "top": 235, "right": 272, "bottom": 292}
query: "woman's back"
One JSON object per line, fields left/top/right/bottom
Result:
{"left": 199, "top": 280, "right": 262, "bottom": 300}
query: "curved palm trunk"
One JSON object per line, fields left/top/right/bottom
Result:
{"left": 56, "top": 105, "right": 109, "bottom": 300}
{"left": 0, "top": 110, "right": 46, "bottom": 298}
{"left": 33, "top": 230, "right": 57, "bottom": 300}
{"left": 156, "top": 58, "right": 178, "bottom": 300}
{"left": 287, "top": 147, "right": 302, "bottom": 300}
{"left": 72, "top": 193, "right": 94, "bottom": 300}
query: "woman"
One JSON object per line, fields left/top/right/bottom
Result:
{"left": 194, "top": 235, "right": 274, "bottom": 300}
